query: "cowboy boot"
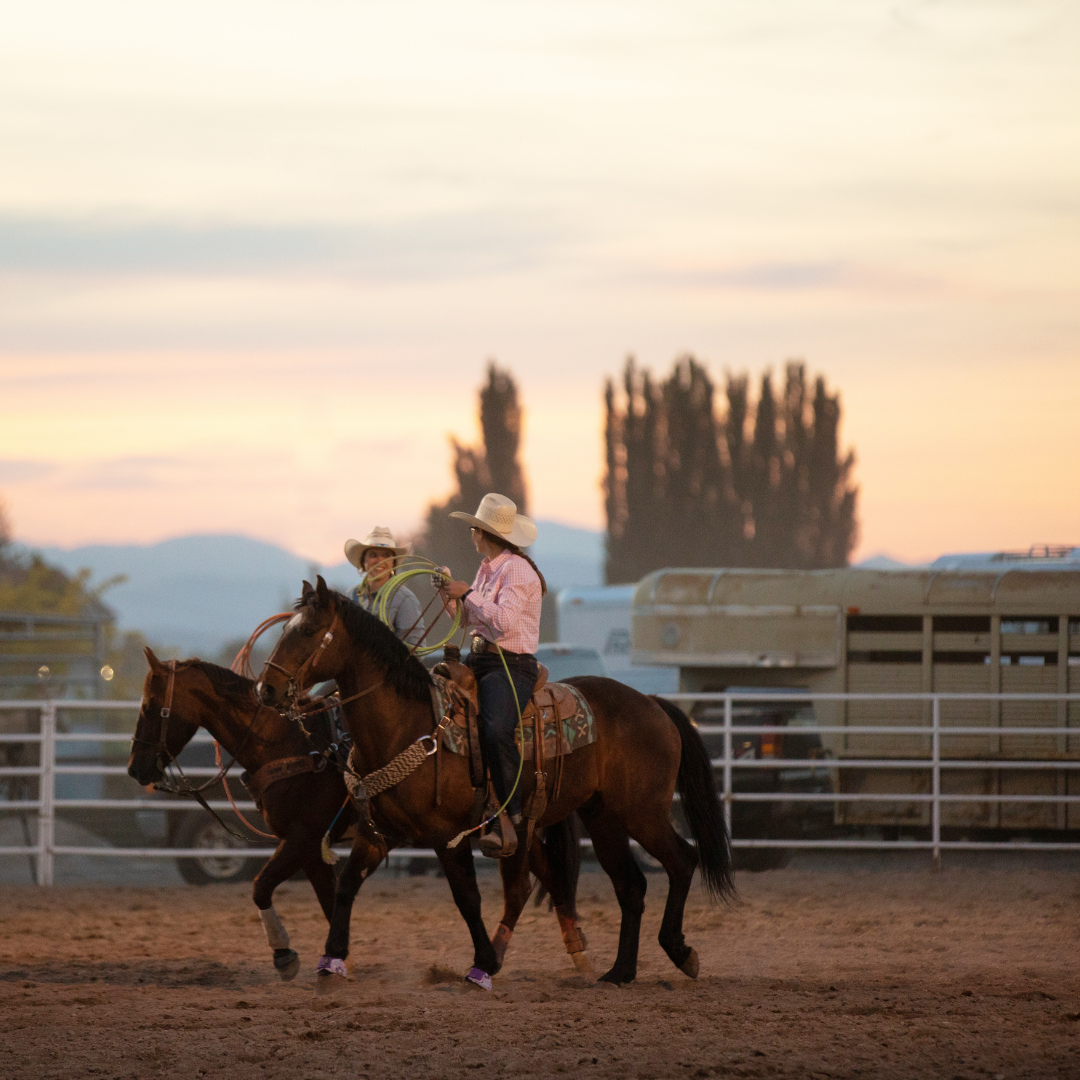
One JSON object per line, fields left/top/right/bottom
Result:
{"left": 480, "top": 811, "right": 520, "bottom": 859}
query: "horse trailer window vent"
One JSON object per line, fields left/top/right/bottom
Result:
{"left": 846, "top": 615, "right": 922, "bottom": 633}
{"left": 932, "top": 616, "right": 991, "bottom": 633}
{"left": 1001, "top": 618, "right": 1058, "bottom": 634}
{"left": 847, "top": 650, "right": 923, "bottom": 665}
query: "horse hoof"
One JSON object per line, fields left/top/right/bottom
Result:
{"left": 314, "top": 972, "right": 346, "bottom": 997}
{"left": 597, "top": 969, "right": 635, "bottom": 987}
{"left": 465, "top": 967, "right": 493, "bottom": 991}
{"left": 679, "top": 948, "right": 700, "bottom": 980}
{"left": 274, "top": 950, "right": 300, "bottom": 982}
{"left": 571, "top": 952, "right": 595, "bottom": 974}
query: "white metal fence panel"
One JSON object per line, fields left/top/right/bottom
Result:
{"left": 2, "top": 691, "right": 1079, "bottom": 884}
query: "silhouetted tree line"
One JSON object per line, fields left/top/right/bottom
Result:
{"left": 604, "top": 357, "right": 858, "bottom": 583}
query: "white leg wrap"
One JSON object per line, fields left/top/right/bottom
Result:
{"left": 259, "top": 905, "right": 291, "bottom": 950}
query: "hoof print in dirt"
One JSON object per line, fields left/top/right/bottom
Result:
{"left": 571, "top": 952, "right": 595, "bottom": 974}
{"left": 274, "top": 949, "right": 300, "bottom": 981}
{"left": 314, "top": 972, "right": 347, "bottom": 997}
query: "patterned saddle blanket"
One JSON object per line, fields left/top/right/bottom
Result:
{"left": 432, "top": 672, "right": 596, "bottom": 765}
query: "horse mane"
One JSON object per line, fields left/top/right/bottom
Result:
{"left": 299, "top": 590, "right": 432, "bottom": 703}
{"left": 196, "top": 660, "right": 256, "bottom": 703}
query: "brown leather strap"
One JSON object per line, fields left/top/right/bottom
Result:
{"left": 429, "top": 682, "right": 445, "bottom": 807}
{"left": 156, "top": 660, "right": 178, "bottom": 759}
{"left": 244, "top": 755, "right": 317, "bottom": 805}
{"left": 554, "top": 699, "right": 566, "bottom": 803}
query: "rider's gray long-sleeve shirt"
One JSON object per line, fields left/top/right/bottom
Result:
{"left": 350, "top": 580, "right": 426, "bottom": 646}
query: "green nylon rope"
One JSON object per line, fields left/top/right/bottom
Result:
{"left": 372, "top": 560, "right": 462, "bottom": 656}
{"left": 370, "top": 556, "right": 526, "bottom": 843}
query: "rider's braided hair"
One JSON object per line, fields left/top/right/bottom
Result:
{"left": 479, "top": 531, "right": 547, "bottom": 596}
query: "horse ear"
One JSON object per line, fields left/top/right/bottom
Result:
{"left": 301, "top": 579, "right": 314, "bottom": 601}
{"left": 144, "top": 646, "right": 160, "bottom": 669}
{"left": 316, "top": 574, "right": 329, "bottom": 604}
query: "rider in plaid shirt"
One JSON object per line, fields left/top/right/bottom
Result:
{"left": 440, "top": 494, "right": 546, "bottom": 860}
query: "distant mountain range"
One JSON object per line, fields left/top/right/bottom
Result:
{"left": 36, "top": 522, "right": 606, "bottom": 654}
{"left": 32, "top": 529, "right": 917, "bottom": 655}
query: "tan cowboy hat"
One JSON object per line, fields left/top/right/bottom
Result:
{"left": 344, "top": 526, "right": 411, "bottom": 569}
{"left": 450, "top": 493, "right": 537, "bottom": 548}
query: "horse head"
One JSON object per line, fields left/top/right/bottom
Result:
{"left": 255, "top": 575, "right": 342, "bottom": 708}
{"left": 127, "top": 647, "right": 202, "bottom": 786}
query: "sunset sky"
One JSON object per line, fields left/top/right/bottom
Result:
{"left": 1, "top": 0, "right": 1078, "bottom": 566}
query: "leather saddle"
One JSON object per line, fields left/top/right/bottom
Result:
{"left": 430, "top": 657, "right": 577, "bottom": 785}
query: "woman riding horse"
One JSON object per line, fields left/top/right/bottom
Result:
{"left": 344, "top": 526, "right": 426, "bottom": 647}
{"left": 439, "top": 493, "right": 545, "bottom": 860}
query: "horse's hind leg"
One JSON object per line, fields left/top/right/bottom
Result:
{"left": 436, "top": 841, "right": 499, "bottom": 988}
{"left": 627, "top": 811, "right": 699, "bottom": 978}
{"left": 492, "top": 846, "right": 532, "bottom": 971}
{"left": 578, "top": 802, "right": 646, "bottom": 986}
{"left": 529, "top": 826, "right": 593, "bottom": 973}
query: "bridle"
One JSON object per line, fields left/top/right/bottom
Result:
{"left": 130, "top": 660, "right": 180, "bottom": 777}
{"left": 261, "top": 614, "right": 342, "bottom": 704}
{"left": 262, "top": 609, "right": 384, "bottom": 716}
{"left": 132, "top": 661, "right": 264, "bottom": 798}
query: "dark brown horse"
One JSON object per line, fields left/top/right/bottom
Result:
{"left": 255, "top": 577, "right": 733, "bottom": 989}
{"left": 127, "top": 648, "right": 362, "bottom": 980}
{"left": 128, "top": 647, "right": 584, "bottom": 983}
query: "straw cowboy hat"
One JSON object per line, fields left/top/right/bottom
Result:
{"left": 344, "top": 526, "right": 411, "bottom": 569}
{"left": 450, "top": 493, "right": 537, "bottom": 549}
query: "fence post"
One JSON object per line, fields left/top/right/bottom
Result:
{"left": 38, "top": 702, "right": 55, "bottom": 887}
{"left": 723, "top": 694, "right": 733, "bottom": 837}
{"left": 931, "top": 695, "right": 941, "bottom": 872}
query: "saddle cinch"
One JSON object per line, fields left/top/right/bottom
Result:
{"left": 429, "top": 654, "right": 596, "bottom": 846}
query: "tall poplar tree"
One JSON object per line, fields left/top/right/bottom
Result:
{"left": 603, "top": 356, "right": 858, "bottom": 580}
{"left": 418, "top": 363, "right": 528, "bottom": 582}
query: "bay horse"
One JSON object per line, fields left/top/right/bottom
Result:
{"left": 128, "top": 647, "right": 584, "bottom": 982}
{"left": 255, "top": 577, "right": 733, "bottom": 989}
{"left": 128, "top": 648, "right": 361, "bottom": 980}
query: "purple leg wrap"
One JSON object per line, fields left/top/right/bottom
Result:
{"left": 316, "top": 956, "right": 347, "bottom": 978}
{"left": 465, "top": 967, "right": 492, "bottom": 991}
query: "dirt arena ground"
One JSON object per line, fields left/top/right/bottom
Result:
{"left": 0, "top": 867, "right": 1077, "bottom": 1080}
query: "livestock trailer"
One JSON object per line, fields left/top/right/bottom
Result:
{"left": 632, "top": 549, "right": 1080, "bottom": 837}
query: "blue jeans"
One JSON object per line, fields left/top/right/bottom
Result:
{"left": 467, "top": 652, "right": 537, "bottom": 819}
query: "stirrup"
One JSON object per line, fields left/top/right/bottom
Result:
{"left": 480, "top": 813, "right": 518, "bottom": 859}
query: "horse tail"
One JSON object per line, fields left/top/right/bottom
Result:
{"left": 652, "top": 695, "right": 735, "bottom": 902}
{"left": 533, "top": 813, "right": 583, "bottom": 911}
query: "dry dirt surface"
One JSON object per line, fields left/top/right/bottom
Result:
{"left": 1, "top": 867, "right": 1078, "bottom": 1080}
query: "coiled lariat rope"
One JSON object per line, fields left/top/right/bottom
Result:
{"left": 369, "top": 555, "right": 526, "bottom": 849}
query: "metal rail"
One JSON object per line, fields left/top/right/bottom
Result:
{"left": 1, "top": 691, "right": 1079, "bottom": 883}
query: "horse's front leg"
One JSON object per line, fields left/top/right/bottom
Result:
{"left": 316, "top": 833, "right": 384, "bottom": 996}
{"left": 436, "top": 841, "right": 498, "bottom": 989}
{"left": 252, "top": 831, "right": 311, "bottom": 981}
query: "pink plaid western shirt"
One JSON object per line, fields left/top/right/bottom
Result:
{"left": 462, "top": 551, "right": 542, "bottom": 655}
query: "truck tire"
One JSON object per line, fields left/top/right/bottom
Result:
{"left": 173, "top": 812, "right": 261, "bottom": 886}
